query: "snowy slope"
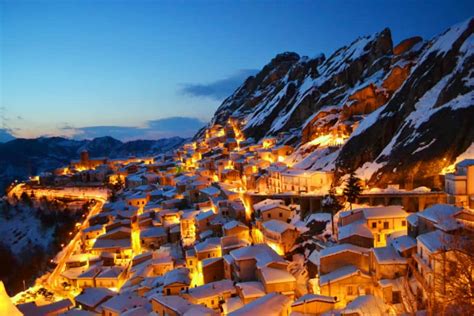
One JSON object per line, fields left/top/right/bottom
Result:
{"left": 204, "top": 17, "right": 474, "bottom": 189}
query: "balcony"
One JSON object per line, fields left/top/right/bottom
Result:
{"left": 409, "top": 257, "right": 430, "bottom": 292}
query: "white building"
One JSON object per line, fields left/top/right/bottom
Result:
{"left": 445, "top": 159, "right": 474, "bottom": 207}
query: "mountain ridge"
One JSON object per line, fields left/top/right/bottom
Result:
{"left": 200, "top": 17, "right": 474, "bottom": 189}
{"left": 0, "top": 136, "right": 187, "bottom": 193}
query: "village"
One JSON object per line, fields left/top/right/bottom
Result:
{"left": 2, "top": 117, "right": 474, "bottom": 316}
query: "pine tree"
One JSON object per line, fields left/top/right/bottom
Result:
{"left": 322, "top": 187, "right": 343, "bottom": 237}
{"left": 343, "top": 171, "right": 362, "bottom": 210}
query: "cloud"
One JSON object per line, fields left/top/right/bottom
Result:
{"left": 0, "top": 129, "right": 15, "bottom": 143}
{"left": 61, "top": 117, "right": 206, "bottom": 141}
{"left": 180, "top": 69, "right": 257, "bottom": 100}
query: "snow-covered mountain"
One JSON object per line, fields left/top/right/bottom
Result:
{"left": 202, "top": 17, "right": 474, "bottom": 189}
{"left": 0, "top": 136, "right": 186, "bottom": 193}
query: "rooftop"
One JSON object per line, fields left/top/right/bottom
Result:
{"left": 229, "top": 292, "right": 291, "bottom": 316}
{"left": 186, "top": 279, "right": 235, "bottom": 299}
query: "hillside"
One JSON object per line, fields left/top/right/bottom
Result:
{"left": 202, "top": 17, "right": 474, "bottom": 189}
{"left": 0, "top": 136, "right": 186, "bottom": 193}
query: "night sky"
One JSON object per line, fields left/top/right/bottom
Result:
{"left": 1, "top": 0, "right": 473, "bottom": 140}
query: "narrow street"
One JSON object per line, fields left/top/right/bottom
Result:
{"left": 46, "top": 198, "right": 106, "bottom": 292}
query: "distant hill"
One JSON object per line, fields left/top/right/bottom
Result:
{"left": 0, "top": 136, "right": 186, "bottom": 193}
{"left": 0, "top": 129, "right": 15, "bottom": 143}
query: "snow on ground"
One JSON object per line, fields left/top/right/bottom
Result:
{"left": 0, "top": 206, "right": 54, "bottom": 256}
{"left": 412, "top": 138, "right": 437, "bottom": 155}
{"left": 355, "top": 160, "right": 385, "bottom": 182}
{"left": 363, "top": 186, "right": 431, "bottom": 194}
{"left": 305, "top": 213, "right": 331, "bottom": 224}
{"left": 351, "top": 104, "right": 387, "bottom": 138}
{"left": 418, "top": 17, "right": 472, "bottom": 64}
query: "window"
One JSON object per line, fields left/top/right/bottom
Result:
{"left": 371, "top": 222, "right": 377, "bottom": 229}
{"left": 383, "top": 221, "right": 389, "bottom": 229}
{"left": 347, "top": 286, "right": 353, "bottom": 295}
{"left": 189, "top": 260, "right": 193, "bottom": 265}
{"left": 401, "top": 220, "right": 407, "bottom": 227}
{"left": 377, "top": 234, "right": 381, "bottom": 242}
{"left": 392, "top": 291, "right": 401, "bottom": 304}
{"left": 279, "top": 212, "right": 283, "bottom": 217}
{"left": 267, "top": 213, "right": 271, "bottom": 219}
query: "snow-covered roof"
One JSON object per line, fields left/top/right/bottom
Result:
{"left": 253, "top": 199, "right": 284, "bottom": 211}
{"left": 96, "top": 266, "right": 124, "bottom": 279}
{"left": 121, "top": 306, "right": 151, "bottom": 316}
{"left": 201, "top": 257, "right": 223, "bottom": 268}
{"left": 262, "top": 219, "right": 295, "bottom": 234}
{"left": 319, "top": 265, "right": 370, "bottom": 285}
{"left": 186, "top": 279, "right": 235, "bottom": 299}
{"left": 223, "top": 220, "right": 248, "bottom": 231}
{"left": 309, "top": 243, "right": 369, "bottom": 266}
{"left": 140, "top": 226, "right": 167, "bottom": 238}
{"left": 18, "top": 299, "right": 73, "bottom": 316}
{"left": 230, "top": 244, "right": 284, "bottom": 268}
{"left": 235, "top": 281, "right": 266, "bottom": 299}
{"left": 229, "top": 292, "right": 291, "bottom": 316}
{"left": 258, "top": 266, "right": 296, "bottom": 284}
{"left": 92, "top": 238, "right": 131, "bottom": 250}
{"left": 417, "top": 204, "right": 462, "bottom": 231}
{"left": 417, "top": 230, "right": 455, "bottom": 253}
{"left": 291, "top": 293, "right": 337, "bottom": 307}
{"left": 194, "top": 237, "right": 221, "bottom": 253}
{"left": 100, "top": 293, "right": 147, "bottom": 314}
{"left": 372, "top": 246, "right": 407, "bottom": 264}
{"left": 77, "top": 266, "right": 101, "bottom": 279}
{"left": 389, "top": 235, "right": 416, "bottom": 254}
{"left": 305, "top": 212, "right": 331, "bottom": 223}
{"left": 150, "top": 295, "right": 196, "bottom": 314}
{"left": 200, "top": 186, "right": 221, "bottom": 196}
{"left": 222, "top": 296, "right": 244, "bottom": 315}
{"left": 341, "top": 295, "right": 391, "bottom": 315}
{"left": 163, "top": 268, "right": 190, "bottom": 287}
{"left": 75, "top": 287, "right": 116, "bottom": 308}
{"left": 407, "top": 213, "right": 419, "bottom": 226}
{"left": 338, "top": 220, "right": 373, "bottom": 240}
{"left": 195, "top": 210, "right": 215, "bottom": 221}
{"left": 82, "top": 224, "right": 104, "bottom": 233}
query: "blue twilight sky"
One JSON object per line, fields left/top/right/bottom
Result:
{"left": 1, "top": 0, "right": 473, "bottom": 141}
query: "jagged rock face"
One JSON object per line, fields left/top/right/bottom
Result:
{"left": 337, "top": 18, "right": 474, "bottom": 189}
{"left": 211, "top": 29, "right": 395, "bottom": 141}
{"left": 204, "top": 18, "right": 474, "bottom": 188}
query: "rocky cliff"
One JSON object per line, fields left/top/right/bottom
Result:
{"left": 203, "top": 17, "right": 474, "bottom": 189}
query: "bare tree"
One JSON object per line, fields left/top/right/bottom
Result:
{"left": 428, "top": 231, "right": 474, "bottom": 315}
